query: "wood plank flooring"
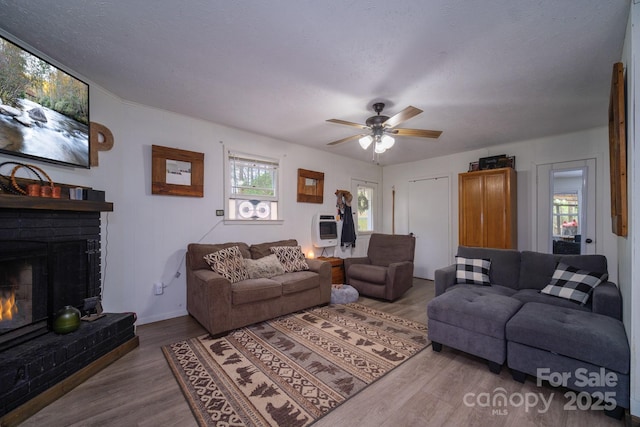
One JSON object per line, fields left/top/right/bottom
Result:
{"left": 17, "top": 279, "right": 635, "bottom": 426}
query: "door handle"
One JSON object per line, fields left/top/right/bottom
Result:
{"left": 585, "top": 238, "right": 593, "bottom": 244}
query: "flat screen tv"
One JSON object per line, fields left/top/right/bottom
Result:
{"left": 0, "top": 34, "right": 90, "bottom": 168}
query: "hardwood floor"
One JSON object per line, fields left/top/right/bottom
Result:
{"left": 17, "top": 279, "right": 634, "bottom": 426}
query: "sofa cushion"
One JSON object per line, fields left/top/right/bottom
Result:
{"left": 250, "top": 239, "right": 298, "bottom": 259}
{"left": 519, "top": 251, "right": 559, "bottom": 291}
{"left": 188, "top": 242, "right": 251, "bottom": 271}
{"left": 511, "top": 289, "right": 590, "bottom": 312}
{"left": 540, "top": 262, "right": 607, "bottom": 304}
{"left": 455, "top": 256, "right": 491, "bottom": 285}
{"left": 457, "top": 246, "right": 520, "bottom": 289}
{"left": 506, "top": 302, "right": 629, "bottom": 374}
{"left": 270, "top": 271, "right": 319, "bottom": 295}
{"left": 559, "top": 254, "right": 608, "bottom": 274}
{"left": 428, "top": 287, "right": 523, "bottom": 339}
{"left": 270, "top": 246, "right": 309, "bottom": 272}
{"left": 447, "top": 284, "right": 517, "bottom": 297}
{"left": 348, "top": 263, "right": 387, "bottom": 284}
{"left": 519, "top": 252, "right": 609, "bottom": 292}
{"left": 203, "top": 246, "right": 250, "bottom": 283}
{"left": 243, "top": 254, "right": 285, "bottom": 279}
{"left": 232, "top": 278, "right": 283, "bottom": 305}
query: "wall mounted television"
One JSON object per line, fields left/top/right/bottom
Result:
{"left": 0, "top": 34, "right": 90, "bottom": 168}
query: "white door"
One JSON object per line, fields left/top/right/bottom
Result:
{"left": 408, "top": 176, "right": 450, "bottom": 279}
{"left": 536, "top": 159, "right": 597, "bottom": 254}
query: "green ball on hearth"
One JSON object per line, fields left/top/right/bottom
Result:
{"left": 53, "top": 305, "right": 81, "bottom": 334}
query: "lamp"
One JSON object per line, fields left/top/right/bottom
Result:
{"left": 359, "top": 135, "right": 373, "bottom": 149}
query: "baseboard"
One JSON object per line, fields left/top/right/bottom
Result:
{"left": 136, "top": 309, "right": 188, "bottom": 325}
{"left": 0, "top": 336, "right": 140, "bottom": 427}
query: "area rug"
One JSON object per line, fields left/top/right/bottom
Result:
{"left": 162, "top": 303, "right": 428, "bottom": 427}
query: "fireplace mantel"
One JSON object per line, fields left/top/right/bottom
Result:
{"left": 0, "top": 194, "right": 113, "bottom": 212}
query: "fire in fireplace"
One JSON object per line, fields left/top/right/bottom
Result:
{"left": 0, "top": 242, "right": 48, "bottom": 351}
{"left": 0, "top": 288, "right": 17, "bottom": 320}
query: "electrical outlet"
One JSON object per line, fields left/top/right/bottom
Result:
{"left": 216, "top": 209, "right": 224, "bottom": 216}
{"left": 154, "top": 282, "right": 164, "bottom": 295}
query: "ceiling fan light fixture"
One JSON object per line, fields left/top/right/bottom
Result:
{"left": 381, "top": 134, "right": 395, "bottom": 149}
{"left": 359, "top": 135, "right": 373, "bottom": 149}
{"left": 374, "top": 142, "right": 386, "bottom": 154}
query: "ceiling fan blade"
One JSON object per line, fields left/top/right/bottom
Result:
{"left": 327, "top": 134, "right": 366, "bottom": 146}
{"left": 326, "top": 119, "right": 368, "bottom": 129}
{"left": 392, "top": 128, "right": 443, "bottom": 138}
{"left": 383, "top": 106, "right": 423, "bottom": 128}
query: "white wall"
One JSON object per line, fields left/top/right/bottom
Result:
{"left": 0, "top": 84, "right": 381, "bottom": 325}
{"left": 619, "top": 2, "right": 638, "bottom": 417}
{"left": 383, "top": 127, "right": 618, "bottom": 281}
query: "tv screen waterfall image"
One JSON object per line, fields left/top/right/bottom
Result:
{"left": 0, "top": 35, "right": 90, "bottom": 168}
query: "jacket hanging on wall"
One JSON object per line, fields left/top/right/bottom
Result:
{"left": 335, "top": 189, "right": 356, "bottom": 248}
{"left": 341, "top": 204, "right": 356, "bottom": 248}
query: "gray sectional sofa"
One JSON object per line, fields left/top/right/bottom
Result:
{"left": 427, "top": 246, "right": 630, "bottom": 418}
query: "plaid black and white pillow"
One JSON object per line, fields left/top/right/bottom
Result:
{"left": 540, "top": 262, "right": 608, "bottom": 304}
{"left": 455, "top": 256, "right": 491, "bottom": 286}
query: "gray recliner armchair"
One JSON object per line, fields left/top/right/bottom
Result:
{"left": 344, "top": 233, "right": 415, "bottom": 301}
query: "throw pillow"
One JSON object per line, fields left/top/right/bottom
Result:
{"left": 243, "top": 254, "right": 285, "bottom": 279}
{"left": 270, "top": 245, "right": 309, "bottom": 273}
{"left": 540, "top": 262, "right": 608, "bottom": 304}
{"left": 203, "top": 246, "right": 249, "bottom": 283}
{"left": 455, "top": 256, "right": 491, "bottom": 286}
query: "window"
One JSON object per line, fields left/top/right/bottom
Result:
{"left": 226, "top": 151, "right": 280, "bottom": 221}
{"left": 552, "top": 192, "right": 579, "bottom": 237}
{"left": 355, "top": 183, "right": 375, "bottom": 233}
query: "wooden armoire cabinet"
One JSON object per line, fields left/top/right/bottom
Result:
{"left": 458, "top": 167, "right": 517, "bottom": 249}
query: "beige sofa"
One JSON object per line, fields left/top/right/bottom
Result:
{"left": 186, "top": 239, "right": 331, "bottom": 336}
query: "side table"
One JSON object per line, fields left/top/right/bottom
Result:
{"left": 317, "top": 256, "right": 345, "bottom": 284}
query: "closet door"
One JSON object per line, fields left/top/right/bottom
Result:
{"left": 458, "top": 172, "right": 484, "bottom": 247}
{"left": 459, "top": 168, "right": 517, "bottom": 249}
{"left": 484, "top": 170, "right": 514, "bottom": 248}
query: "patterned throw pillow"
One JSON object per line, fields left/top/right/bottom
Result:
{"left": 270, "top": 246, "right": 309, "bottom": 273}
{"left": 540, "top": 262, "right": 607, "bottom": 304}
{"left": 243, "top": 254, "right": 285, "bottom": 279}
{"left": 455, "top": 256, "right": 491, "bottom": 286}
{"left": 203, "top": 246, "right": 249, "bottom": 283}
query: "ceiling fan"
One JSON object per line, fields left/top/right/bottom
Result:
{"left": 326, "top": 102, "right": 442, "bottom": 155}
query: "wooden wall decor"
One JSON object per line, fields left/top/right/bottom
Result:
{"left": 297, "top": 168, "right": 324, "bottom": 203}
{"left": 89, "top": 122, "right": 114, "bottom": 166}
{"left": 151, "top": 145, "right": 204, "bottom": 197}
{"left": 608, "top": 62, "right": 627, "bottom": 237}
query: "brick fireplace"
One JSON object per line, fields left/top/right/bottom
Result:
{"left": 0, "top": 194, "right": 138, "bottom": 422}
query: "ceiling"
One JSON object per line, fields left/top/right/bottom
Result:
{"left": 0, "top": 1, "right": 630, "bottom": 166}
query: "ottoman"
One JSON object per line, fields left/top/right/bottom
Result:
{"left": 427, "top": 287, "right": 523, "bottom": 373}
{"left": 331, "top": 284, "right": 359, "bottom": 304}
{"left": 506, "top": 302, "right": 630, "bottom": 418}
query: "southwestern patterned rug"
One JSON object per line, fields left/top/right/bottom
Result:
{"left": 162, "top": 303, "right": 428, "bottom": 427}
